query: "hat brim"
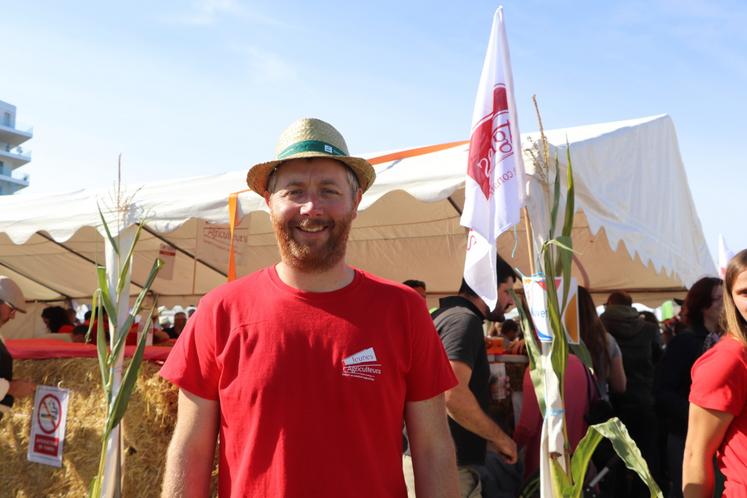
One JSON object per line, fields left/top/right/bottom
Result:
{"left": 246, "top": 151, "right": 375, "bottom": 195}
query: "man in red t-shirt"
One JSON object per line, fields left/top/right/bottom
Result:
{"left": 160, "top": 118, "right": 459, "bottom": 498}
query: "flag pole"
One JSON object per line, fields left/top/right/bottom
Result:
{"left": 522, "top": 206, "right": 535, "bottom": 275}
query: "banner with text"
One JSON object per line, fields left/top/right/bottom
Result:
{"left": 523, "top": 276, "right": 579, "bottom": 344}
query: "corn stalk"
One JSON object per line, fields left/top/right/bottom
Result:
{"left": 516, "top": 103, "right": 662, "bottom": 498}
{"left": 86, "top": 206, "right": 163, "bottom": 498}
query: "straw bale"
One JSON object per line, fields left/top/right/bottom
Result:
{"left": 0, "top": 358, "right": 201, "bottom": 497}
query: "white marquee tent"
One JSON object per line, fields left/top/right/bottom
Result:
{"left": 0, "top": 114, "right": 716, "bottom": 338}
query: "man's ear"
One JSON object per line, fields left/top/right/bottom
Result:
{"left": 351, "top": 188, "right": 363, "bottom": 219}
{"left": 264, "top": 191, "right": 271, "bottom": 207}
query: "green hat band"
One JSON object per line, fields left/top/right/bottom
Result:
{"left": 277, "top": 140, "right": 346, "bottom": 159}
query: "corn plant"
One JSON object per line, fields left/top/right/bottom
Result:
{"left": 86, "top": 206, "right": 163, "bottom": 498}
{"left": 514, "top": 123, "right": 662, "bottom": 497}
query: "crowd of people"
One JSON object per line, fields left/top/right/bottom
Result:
{"left": 1, "top": 117, "right": 745, "bottom": 498}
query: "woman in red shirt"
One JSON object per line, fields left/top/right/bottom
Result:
{"left": 683, "top": 249, "right": 747, "bottom": 498}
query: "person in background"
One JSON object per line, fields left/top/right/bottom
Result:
{"left": 683, "top": 250, "right": 747, "bottom": 498}
{"left": 655, "top": 276, "right": 723, "bottom": 498}
{"left": 402, "top": 279, "right": 427, "bottom": 300}
{"left": 600, "top": 290, "right": 662, "bottom": 497}
{"left": 41, "top": 305, "right": 74, "bottom": 334}
{"left": 433, "top": 255, "right": 518, "bottom": 497}
{"left": 0, "top": 276, "right": 36, "bottom": 420}
{"left": 164, "top": 311, "right": 187, "bottom": 339}
{"left": 578, "top": 286, "right": 626, "bottom": 400}
{"left": 514, "top": 349, "right": 591, "bottom": 483}
{"left": 499, "top": 318, "right": 520, "bottom": 344}
{"left": 577, "top": 286, "right": 626, "bottom": 496}
{"left": 66, "top": 307, "right": 80, "bottom": 326}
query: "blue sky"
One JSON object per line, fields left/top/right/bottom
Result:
{"left": 3, "top": 0, "right": 745, "bottom": 265}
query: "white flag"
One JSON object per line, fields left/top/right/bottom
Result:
{"left": 718, "top": 234, "right": 735, "bottom": 278}
{"left": 461, "top": 6, "right": 525, "bottom": 310}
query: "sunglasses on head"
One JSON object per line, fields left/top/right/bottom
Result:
{"left": 0, "top": 300, "right": 18, "bottom": 312}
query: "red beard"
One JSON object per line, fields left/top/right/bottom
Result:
{"left": 270, "top": 211, "right": 354, "bottom": 272}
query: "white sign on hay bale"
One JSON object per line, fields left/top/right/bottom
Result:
{"left": 27, "top": 385, "right": 70, "bottom": 467}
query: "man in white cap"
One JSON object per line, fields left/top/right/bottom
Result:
{"left": 161, "top": 118, "right": 459, "bottom": 497}
{"left": 0, "top": 276, "right": 36, "bottom": 420}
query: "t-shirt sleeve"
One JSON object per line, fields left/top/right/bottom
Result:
{"left": 159, "top": 295, "right": 222, "bottom": 400}
{"left": 690, "top": 342, "right": 747, "bottom": 417}
{"left": 606, "top": 333, "right": 621, "bottom": 360}
{"left": 438, "top": 312, "right": 483, "bottom": 369}
{"left": 405, "top": 302, "right": 458, "bottom": 402}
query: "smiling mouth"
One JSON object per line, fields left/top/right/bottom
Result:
{"left": 295, "top": 220, "right": 330, "bottom": 233}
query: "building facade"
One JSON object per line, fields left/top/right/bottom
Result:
{"left": 0, "top": 100, "right": 32, "bottom": 195}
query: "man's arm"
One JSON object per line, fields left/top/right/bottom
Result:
{"left": 405, "top": 393, "right": 459, "bottom": 498}
{"left": 162, "top": 389, "right": 219, "bottom": 498}
{"left": 444, "top": 360, "right": 517, "bottom": 463}
{"left": 682, "top": 403, "right": 733, "bottom": 498}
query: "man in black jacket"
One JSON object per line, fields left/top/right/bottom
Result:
{"left": 600, "top": 290, "right": 662, "bottom": 497}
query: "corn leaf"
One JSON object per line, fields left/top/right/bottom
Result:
{"left": 573, "top": 418, "right": 663, "bottom": 498}
{"left": 510, "top": 289, "right": 547, "bottom": 416}
{"left": 550, "top": 457, "right": 572, "bottom": 496}
{"left": 549, "top": 153, "right": 561, "bottom": 239}
{"left": 556, "top": 235, "right": 574, "bottom": 312}
{"left": 115, "top": 222, "right": 145, "bottom": 296}
{"left": 106, "top": 317, "right": 150, "bottom": 433}
{"left": 568, "top": 420, "right": 605, "bottom": 497}
{"left": 97, "top": 204, "right": 119, "bottom": 257}
{"left": 543, "top": 248, "right": 568, "bottom": 391}
{"left": 561, "top": 141, "right": 575, "bottom": 240}
{"left": 96, "top": 266, "right": 118, "bottom": 334}
{"left": 109, "top": 258, "right": 163, "bottom": 368}
{"left": 92, "top": 292, "right": 109, "bottom": 392}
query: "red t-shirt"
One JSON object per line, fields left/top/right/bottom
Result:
{"left": 514, "top": 354, "right": 590, "bottom": 479}
{"left": 160, "top": 267, "right": 457, "bottom": 498}
{"left": 690, "top": 336, "right": 747, "bottom": 497}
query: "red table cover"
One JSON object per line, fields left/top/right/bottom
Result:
{"left": 5, "top": 339, "right": 172, "bottom": 362}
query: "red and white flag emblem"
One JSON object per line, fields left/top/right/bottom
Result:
{"left": 461, "top": 6, "right": 525, "bottom": 309}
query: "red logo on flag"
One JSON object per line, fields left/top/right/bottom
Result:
{"left": 467, "top": 84, "right": 514, "bottom": 199}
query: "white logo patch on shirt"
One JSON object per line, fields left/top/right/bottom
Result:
{"left": 342, "top": 347, "right": 382, "bottom": 381}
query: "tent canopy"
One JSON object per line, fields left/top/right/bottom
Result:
{"left": 0, "top": 114, "right": 715, "bottom": 337}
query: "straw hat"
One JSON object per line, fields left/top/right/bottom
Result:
{"left": 0, "top": 276, "right": 26, "bottom": 313}
{"left": 247, "top": 118, "right": 375, "bottom": 195}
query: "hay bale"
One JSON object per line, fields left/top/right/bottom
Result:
{"left": 0, "top": 358, "right": 182, "bottom": 497}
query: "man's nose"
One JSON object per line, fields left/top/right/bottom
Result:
{"left": 299, "top": 194, "right": 323, "bottom": 215}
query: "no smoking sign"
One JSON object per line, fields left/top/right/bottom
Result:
{"left": 28, "top": 385, "right": 70, "bottom": 467}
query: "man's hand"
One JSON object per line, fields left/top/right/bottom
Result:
{"left": 445, "top": 360, "right": 518, "bottom": 464}
{"left": 8, "top": 379, "right": 35, "bottom": 399}
{"left": 489, "top": 430, "right": 517, "bottom": 464}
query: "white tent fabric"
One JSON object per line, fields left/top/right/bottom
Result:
{"left": 0, "top": 114, "right": 715, "bottom": 338}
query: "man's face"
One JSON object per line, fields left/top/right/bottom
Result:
{"left": 265, "top": 158, "right": 361, "bottom": 272}
{"left": 173, "top": 312, "right": 187, "bottom": 331}
{"left": 485, "top": 277, "right": 516, "bottom": 322}
{"left": 0, "top": 301, "right": 16, "bottom": 327}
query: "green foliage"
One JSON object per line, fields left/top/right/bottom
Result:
{"left": 520, "top": 135, "right": 661, "bottom": 497}
{"left": 88, "top": 208, "right": 163, "bottom": 498}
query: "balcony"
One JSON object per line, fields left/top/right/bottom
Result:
{"left": 0, "top": 122, "right": 33, "bottom": 148}
{"left": 0, "top": 170, "right": 30, "bottom": 195}
{"left": 0, "top": 145, "right": 31, "bottom": 168}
